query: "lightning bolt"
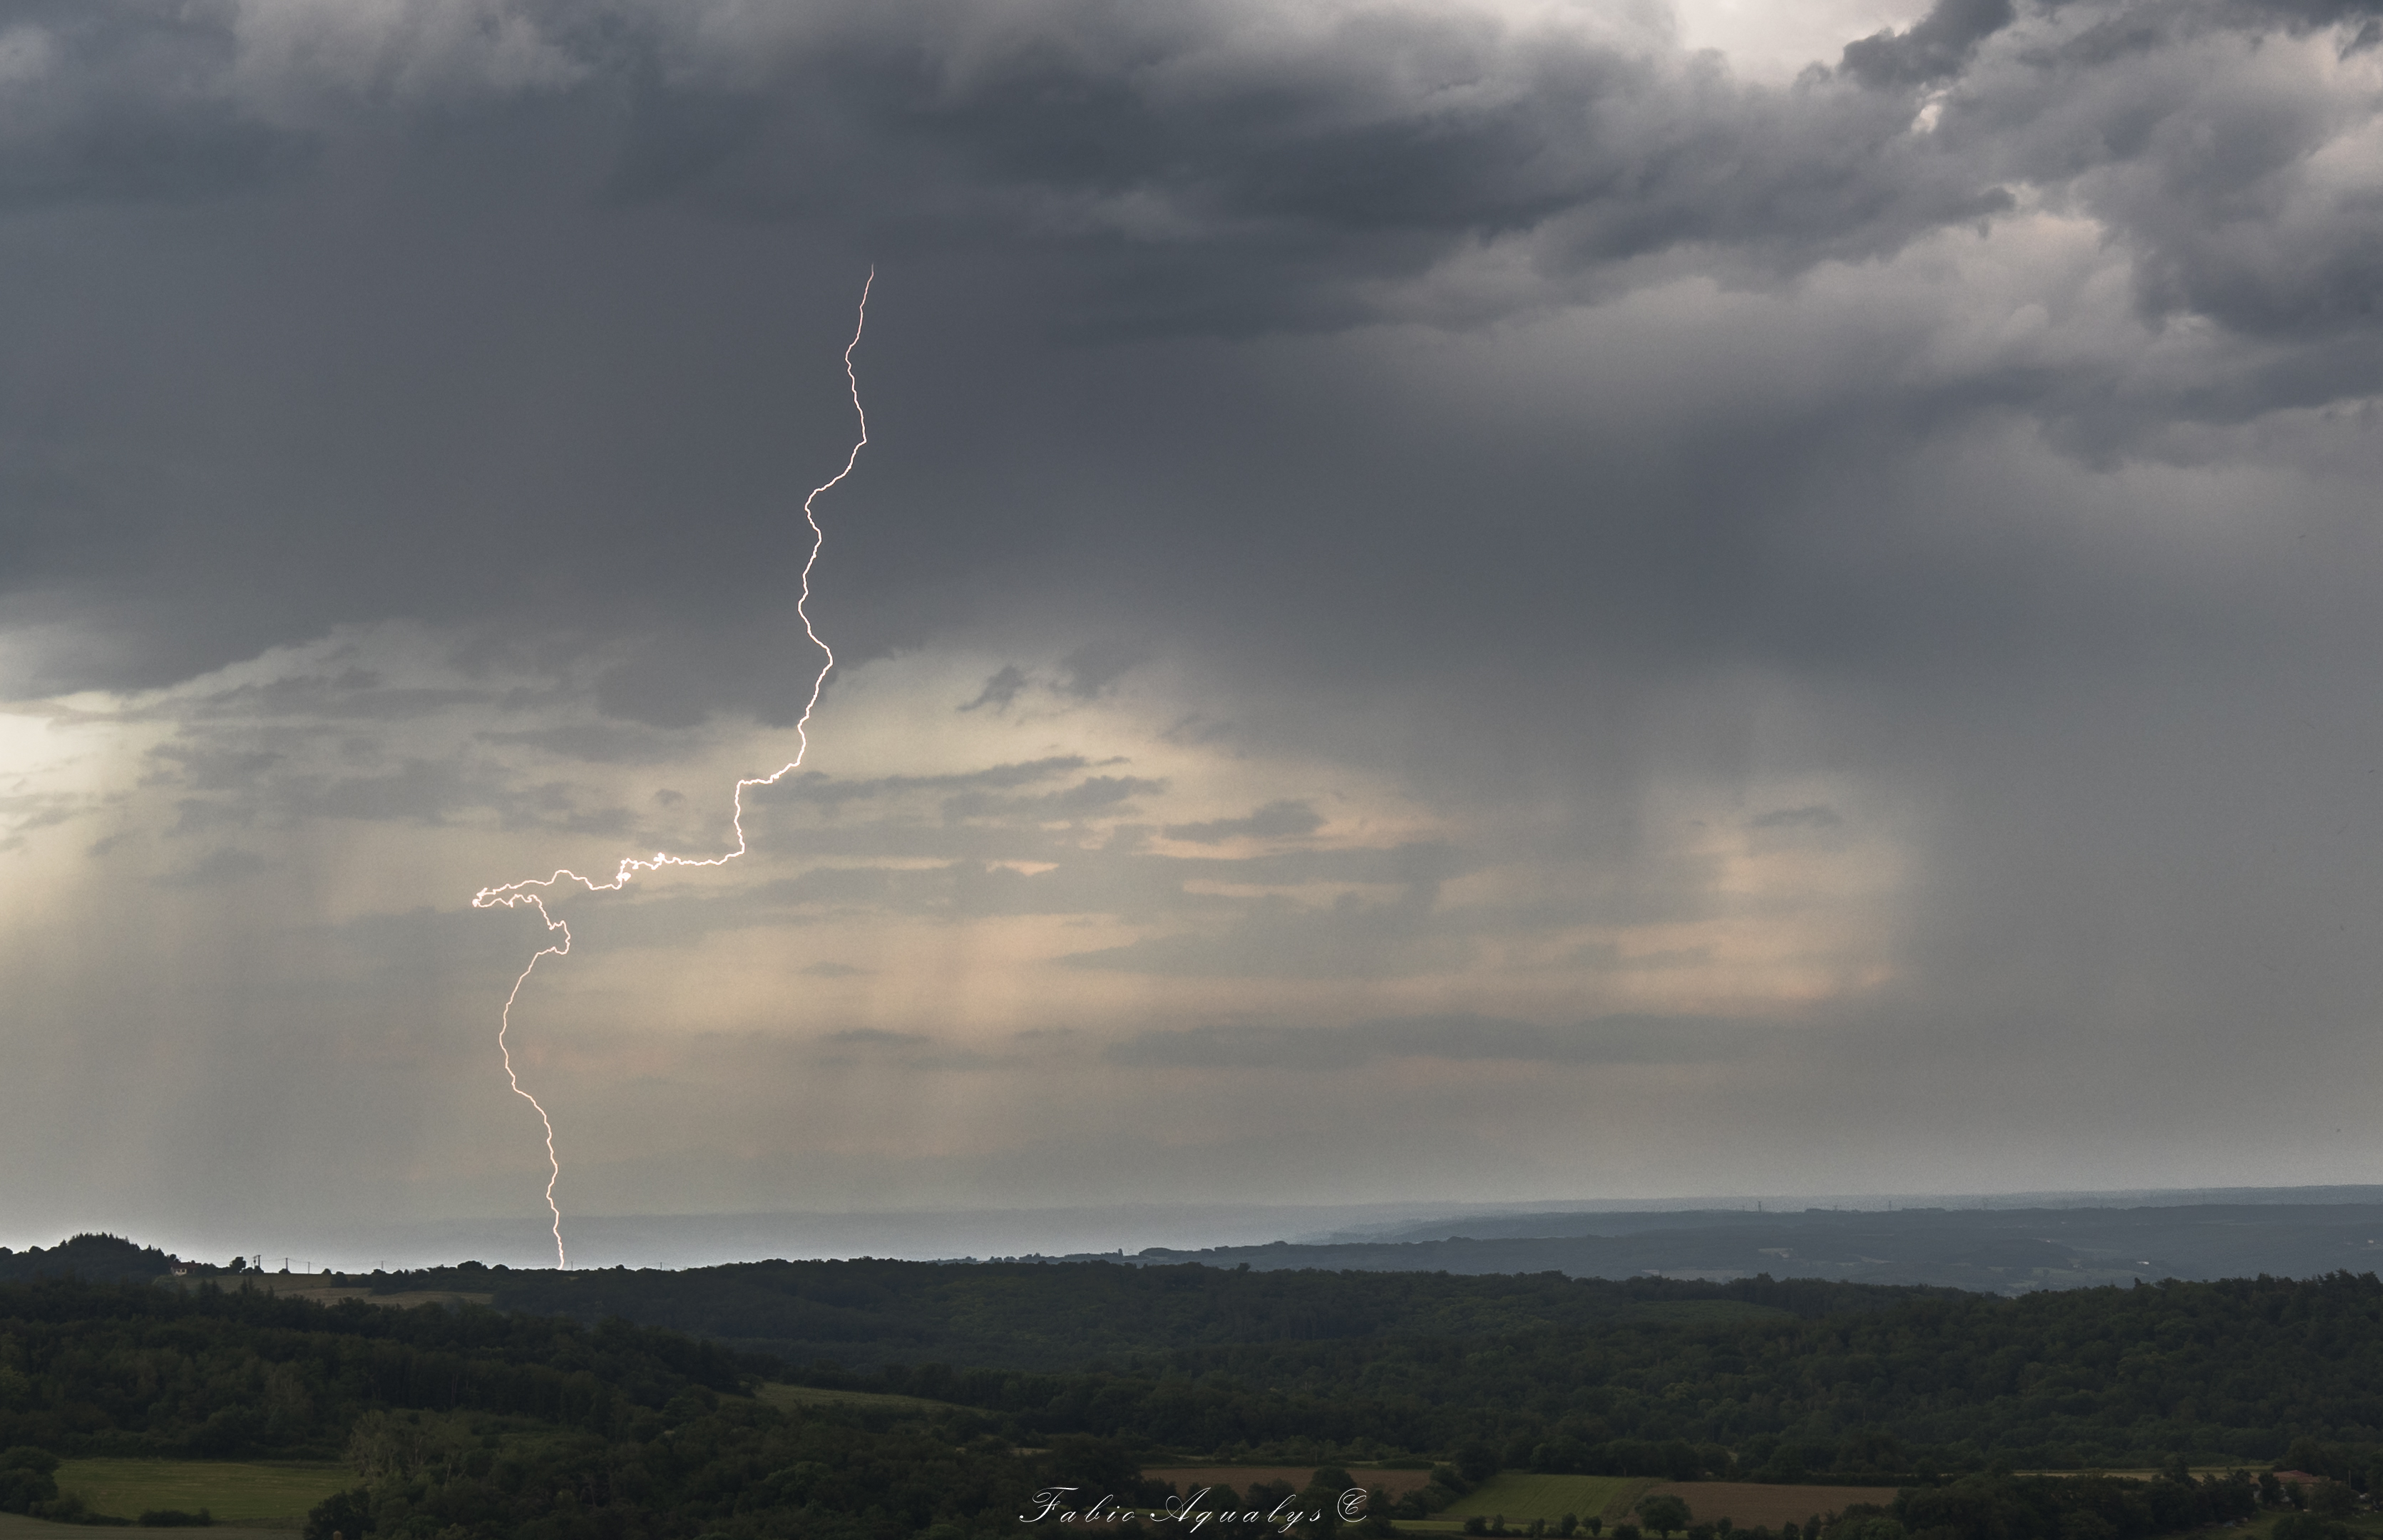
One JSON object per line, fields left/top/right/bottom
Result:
{"left": 472, "top": 270, "right": 875, "bottom": 1269}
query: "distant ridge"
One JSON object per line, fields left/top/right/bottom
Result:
{"left": 25, "top": 1185, "right": 2383, "bottom": 1277}
{"left": 0, "top": 1233, "right": 180, "bottom": 1283}
{"left": 1118, "top": 1198, "right": 2383, "bottom": 1295}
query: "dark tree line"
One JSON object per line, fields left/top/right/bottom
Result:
{"left": 14, "top": 1242, "right": 2383, "bottom": 1537}
{"left": 798, "top": 1271, "right": 2383, "bottom": 1469}
{"left": 293, "top": 1396, "right": 1102, "bottom": 1540}
{"left": 450, "top": 1260, "right": 1911, "bottom": 1372}
{"left": 0, "top": 1275, "right": 1117, "bottom": 1539}
{"left": 0, "top": 1276, "right": 743, "bottom": 1458}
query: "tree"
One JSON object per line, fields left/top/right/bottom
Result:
{"left": 0, "top": 1448, "right": 59, "bottom": 1516}
{"left": 2310, "top": 1483, "right": 2359, "bottom": 1521}
{"left": 302, "top": 1490, "right": 371, "bottom": 1540}
{"left": 1457, "top": 1444, "right": 1502, "bottom": 1484}
{"left": 1638, "top": 1497, "right": 1693, "bottom": 1539}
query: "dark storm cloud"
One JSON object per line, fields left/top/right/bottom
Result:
{"left": 1931, "top": 0, "right": 2383, "bottom": 349}
{"left": 474, "top": 722, "right": 704, "bottom": 764}
{"left": 547, "top": 0, "right": 2383, "bottom": 348}
{"left": 761, "top": 759, "right": 1094, "bottom": 809}
{"left": 577, "top": 0, "right": 2015, "bottom": 327}
{"left": 554, "top": 808, "right": 1480, "bottom": 954}
{"left": 809, "top": 1027, "right": 1015, "bottom": 1072}
{"left": 941, "top": 773, "right": 1167, "bottom": 821}
{"left": 956, "top": 649, "right": 1155, "bottom": 712}
{"left": 133, "top": 671, "right": 491, "bottom": 724}
{"left": 1107, "top": 1012, "right": 1767, "bottom": 1068}
{"left": 958, "top": 666, "right": 1032, "bottom": 714}
{"left": 0, "top": 0, "right": 301, "bottom": 208}
{"left": 1843, "top": 0, "right": 2019, "bottom": 87}
{"left": 1061, "top": 863, "right": 1465, "bottom": 977}
{"left": 154, "top": 846, "right": 272, "bottom": 890}
{"left": 1053, "top": 642, "right": 1152, "bottom": 700}
{"left": 757, "top": 841, "right": 1451, "bottom": 926}
{"left": 1, "top": 0, "right": 2380, "bottom": 702}
{"left": 16, "top": 0, "right": 2383, "bottom": 1233}
{"left": 1751, "top": 804, "right": 1845, "bottom": 830}
{"left": 141, "top": 722, "right": 640, "bottom": 837}
{"left": 0, "top": 790, "right": 81, "bottom": 853}
{"left": 1163, "top": 800, "right": 1328, "bottom": 843}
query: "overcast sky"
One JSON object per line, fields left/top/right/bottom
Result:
{"left": 8, "top": 0, "right": 2383, "bottom": 1266}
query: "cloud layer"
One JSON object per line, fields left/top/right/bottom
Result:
{"left": 6, "top": 0, "right": 2383, "bottom": 1246}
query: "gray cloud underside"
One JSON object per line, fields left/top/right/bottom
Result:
{"left": 1164, "top": 799, "right": 1328, "bottom": 843}
{"left": 480, "top": 825, "right": 1704, "bottom": 982}
{"left": 141, "top": 719, "right": 1512, "bottom": 975}
{"left": 772, "top": 1011, "right": 1768, "bottom": 1073}
{"left": 2, "top": 0, "right": 2368, "bottom": 341}
{"left": 2, "top": 0, "right": 2381, "bottom": 701}
{"left": 1106, "top": 1012, "right": 1769, "bottom": 1068}
{"left": 19, "top": 0, "right": 2383, "bottom": 1134}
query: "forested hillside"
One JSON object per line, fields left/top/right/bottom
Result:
{"left": 13, "top": 1238, "right": 2383, "bottom": 1537}
{"left": 0, "top": 1233, "right": 180, "bottom": 1285}
{"left": 451, "top": 1259, "right": 1907, "bottom": 1368}
{"left": 0, "top": 1274, "right": 744, "bottom": 1457}
{"left": 0, "top": 1275, "right": 1118, "bottom": 1539}
{"left": 408, "top": 1259, "right": 2383, "bottom": 1470}
{"left": 835, "top": 1270, "right": 2383, "bottom": 1470}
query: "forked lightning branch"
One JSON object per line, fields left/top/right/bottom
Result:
{"left": 471, "top": 272, "right": 876, "bottom": 1269}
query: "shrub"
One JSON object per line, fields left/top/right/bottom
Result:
{"left": 303, "top": 1489, "right": 374, "bottom": 1540}
{"left": 1637, "top": 1494, "right": 1693, "bottom": 1537}
{"left": 0, "top": 1445, "right": 61, "bottom": 1517}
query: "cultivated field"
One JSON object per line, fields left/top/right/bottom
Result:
{"left": 1639, "top": 1483, "right": 1905, "bottom": 1529}
{"left": 757, "top": 1382, "right": 967, "bottom": 1415}
{"left": 1148, "top": 1468, "right": 1438, "bottom": 1497}
{"left": 168, "top": 1275, "right": 493, "bottom": 1309}
{"left": 0, "top": 1519, "right": 288, "bottom": 1540}
{"left": 1436, "top": 1474, "right": 1654, "bottom": 1524}
{"left": 46, "top": 1458, "right": 352, "bottom": 1529}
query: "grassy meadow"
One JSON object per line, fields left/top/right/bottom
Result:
{"left": 1636, "top": 1484, "right": 1910, "bottom": 1529}
{"left": 755, "top": 1380, "right": 969, "bottom": 1416}
{"left": 48, "top": 1458, "right": 352, "bottom": 1529}
{"left": 0, "top": 1520, "right": 280, "bottom": 1540}
{"left": 168, "top": 1274, "right": 493, "bottom": 1310}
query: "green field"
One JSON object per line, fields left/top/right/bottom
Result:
{"left": 1437, "top": 1474, "right": 1654, "bottom": 1524}
{"left": 756, "top": 1381, "right": 964, "bottom": 1415}
{"left": 48, "top": 1459, "right": 352, "bottom": 1528}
